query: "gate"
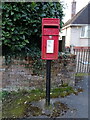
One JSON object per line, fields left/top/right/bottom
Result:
{"left": 74, "top": 48, "right": 90, "bottom": 73}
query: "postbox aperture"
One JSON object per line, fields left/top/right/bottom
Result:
{"left": 41, "top": 18, "right": 60, "bottom": 60}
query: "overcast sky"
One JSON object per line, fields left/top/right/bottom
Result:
{"left": 61, "top": 0, "right": 90, "bottom": 23}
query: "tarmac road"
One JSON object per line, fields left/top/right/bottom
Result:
{"left": 57, "top": 75, "right": 89, "bottom": 118}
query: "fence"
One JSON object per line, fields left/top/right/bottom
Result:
{"left": 74, "top": 48, "right": 90, "bottom": 73}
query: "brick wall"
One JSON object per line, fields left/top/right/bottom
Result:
{"left": 1, "top": 54, "right": 76, "bottom": 91}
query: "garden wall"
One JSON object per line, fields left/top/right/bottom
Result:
{"left": 1, "top": 54, "right": 76, "bottom": 91}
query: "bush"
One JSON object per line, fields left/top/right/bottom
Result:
{"left": 2, "top": 2, "right": 64, "bottom": 58}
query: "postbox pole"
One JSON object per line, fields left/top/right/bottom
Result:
{"left": 46, "top": 60, "right": 51, "bottom": 106}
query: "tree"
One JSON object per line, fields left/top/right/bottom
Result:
{"left": 2, "top": 2, "right": 64, "bottom": 57}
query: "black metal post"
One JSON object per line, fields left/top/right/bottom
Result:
{"left": 46, "top": 60, "right": 51, "bottom": 106}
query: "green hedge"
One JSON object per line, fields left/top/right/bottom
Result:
{"left": 2, "top": 2, "right": 64, "bottom": 57}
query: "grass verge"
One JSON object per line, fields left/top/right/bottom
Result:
{"left": 1, "top": 85, "right": 82, "bottom": 118}
{"left": 75, "top": 73, "right": 89, "bottom": 76}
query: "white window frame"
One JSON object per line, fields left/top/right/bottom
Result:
{"left": 88, "top": 25, "right": 90, "bottom": 38}
{"left": 80, "top": 25, "right": 90, "bottom": 38}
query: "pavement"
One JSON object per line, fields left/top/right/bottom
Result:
{"left": 57, "top": 75, "right": 89, "bottom": 118}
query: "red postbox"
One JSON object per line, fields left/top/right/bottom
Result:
{"left": 41, "top": 18, "right": 60, "bottom": 60}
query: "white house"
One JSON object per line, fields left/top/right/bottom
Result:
{"left": 61, "top": 1, "right": 90, "bottom": 49}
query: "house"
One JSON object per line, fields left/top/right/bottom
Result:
{"left": 61, "top": 1, "right": 90, "bottom": 50}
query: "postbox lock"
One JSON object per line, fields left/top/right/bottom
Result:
{"left": 49, "top": 36, "right": 52, "bottom": 39}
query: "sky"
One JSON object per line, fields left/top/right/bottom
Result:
{"left": 61, "top": 0, "right": 90, "bottom": 23}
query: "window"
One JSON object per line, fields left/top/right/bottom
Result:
{"left": 88, "top": 26, "right": 90, "bottom": 38}
{"left": 80, "top": 25, "right": 90, "bottom": 38}
{"left": 81, "top": 27, "right": 85, "bottom": 37}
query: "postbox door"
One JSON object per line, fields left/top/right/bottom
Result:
{"left": 42, "top": 36, "right": 59, "bottom": 60}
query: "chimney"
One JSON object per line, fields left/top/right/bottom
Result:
{"left": 71, "top": 0, "right": 76, "bottom": 18}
